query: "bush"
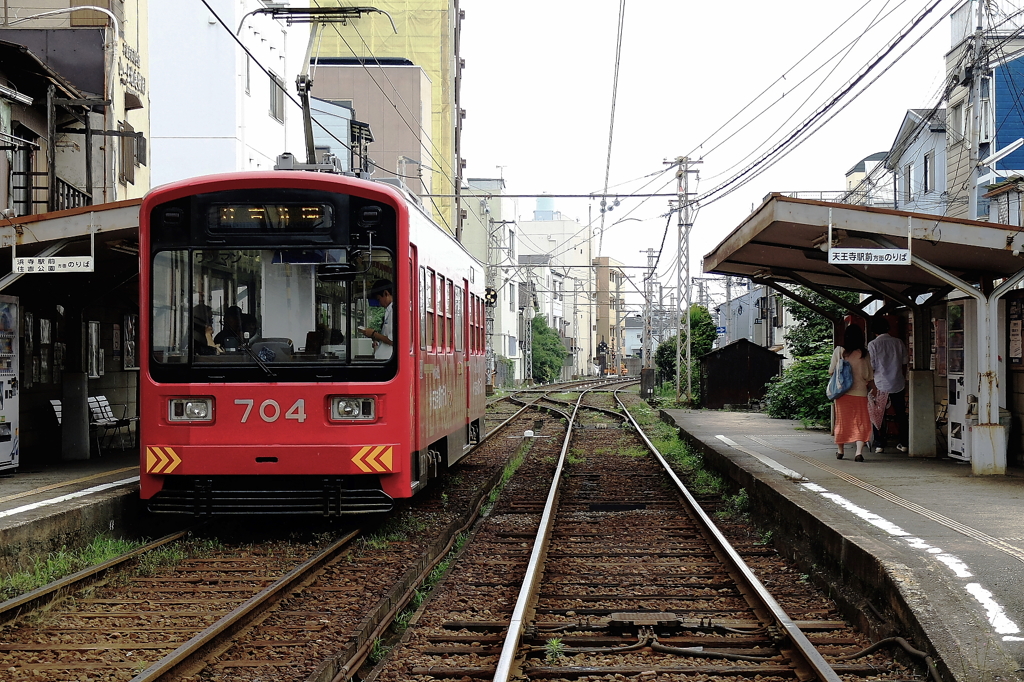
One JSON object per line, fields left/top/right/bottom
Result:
{"left": 762, "top": 350, "right": 832, "bottom": 425}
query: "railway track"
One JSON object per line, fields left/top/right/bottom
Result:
{"left": 0, "top": 380, "right": 596, "bottom": 682}
{"left": 362, "top": 386, "right": 918, "bottom": 682}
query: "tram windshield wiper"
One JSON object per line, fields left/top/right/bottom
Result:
{"left": 240, "top": 342, "right": 276, "bottom": 377}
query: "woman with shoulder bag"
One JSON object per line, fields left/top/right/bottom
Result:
{"left": 829, "top": 324, "right": 874, "bottom": 462}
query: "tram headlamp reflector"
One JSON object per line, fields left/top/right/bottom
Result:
{"left": 168, "top": 398, "right": 214, "bottom": 422}
{"left": 331, "top": 396, "right": 375, "bottom": 420}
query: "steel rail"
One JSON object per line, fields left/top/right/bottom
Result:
{"left": 132, "top": 529, "right": 361, "bottom": 682}
{"left": 330, "top": 387, "right": 577, "bottom": 681}
{"left": 0, "top": 528, "right": 194, "bottom": 626}
{"left": 613, "top": 389, "right": 843, "bottom": 682}
{"left": 492, "top": 387, "right": 593, "bottom": 681}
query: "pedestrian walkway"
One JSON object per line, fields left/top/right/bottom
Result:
{"left": 662, "top": 408, "right": 1024, "bottom": 682}
{"left": 0, "top": 449, "right": 141, "bottom": 577}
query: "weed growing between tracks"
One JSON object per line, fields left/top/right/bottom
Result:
{"left": 0, "top": 535, "right": 145, "bottom": 600}
{"left": 625, "top": 398, "right": 728, "bottom": 497}
{"left": 483, "top": 435, "right": 535, "bottom": 515}
{"left": 360, "top": 511, "right": 431, "bottom": 550}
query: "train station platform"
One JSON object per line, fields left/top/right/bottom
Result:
{"left": 0, "top": 449, "right": 144, "bottom": 577}
{"left": 662, "top": 408, "right": 1024, "bottom": 682}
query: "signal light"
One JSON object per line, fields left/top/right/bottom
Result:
{"left": 485, "top": 287, "right": 497, "bottom": 307}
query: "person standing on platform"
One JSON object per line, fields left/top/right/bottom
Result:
{"left": 830, "top": 324, "right": 874, "bottom": 462}
{"left": 868, "top": 315, "right": 909, "bottom": 453}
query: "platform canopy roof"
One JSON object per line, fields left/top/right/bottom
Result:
{"left": 703, "top": 194, "right": 1024, "bottom": 303}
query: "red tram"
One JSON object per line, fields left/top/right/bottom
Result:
{"left": 139, "top": 172, "right": 487, "bottom": 515}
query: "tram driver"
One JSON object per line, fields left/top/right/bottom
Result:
{"left": 362, "top": 279, "right": 393, "bottom": 360}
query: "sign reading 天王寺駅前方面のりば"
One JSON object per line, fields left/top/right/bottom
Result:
{"left": 828, "top": 248, "right": 910, "bottom": 264}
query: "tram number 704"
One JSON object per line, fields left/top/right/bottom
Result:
{"left": 234, "top": 399, "right": 308, "bottom": 423}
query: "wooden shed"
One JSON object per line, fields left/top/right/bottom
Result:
{"left": 699, "top": 339, "right": 784, "bottom": 409}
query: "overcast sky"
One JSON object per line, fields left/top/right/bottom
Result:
{"left": 459, "top": 0, "right": 956, "bottom": 313}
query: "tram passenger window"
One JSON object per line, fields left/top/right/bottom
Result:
{"left": 420, "top": 267, "right": 427, "bottom": 350}
{"left": 437, "top": 275, "right": 446, "bottom": 350}
{"left": 426, "top": 269, "right": 435, "bottom": 350}
{"left": 454, "top": 285, "right": 464, "bottom": 352}
{"left": 446, "top": 280, "right": 454, "bottom": 352}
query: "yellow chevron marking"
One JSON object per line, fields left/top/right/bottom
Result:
{"left": 352, "top": 446, "right": 374, "bottom": 473}
{"left": 368, "top": 445, "right": 388, "bottom": 473}
{"left": 164, "top": 447, "right": 181, "bottom": 473}
{"left": 380, "top": 446, "right": 393, "bottom": 471}
{"left": 146, "top": 447, "right": 182, "bottom": 474}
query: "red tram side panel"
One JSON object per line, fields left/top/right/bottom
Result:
{"left": 138, "top": 171, "right": 484, "bottom": 515}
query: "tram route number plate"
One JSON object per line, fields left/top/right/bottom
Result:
{"left": 14, "top": 256, "right": 94, "bottom": 273}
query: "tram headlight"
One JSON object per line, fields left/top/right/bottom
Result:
{"left": 331, "top": 396, "right": 376, "bottom": 421}
{"left": 168, "top": 398, "right": 214, "bottom": 422}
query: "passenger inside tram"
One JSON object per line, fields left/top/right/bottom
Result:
{"left": 151, "top": 247, "right": 394, "bottom": 365}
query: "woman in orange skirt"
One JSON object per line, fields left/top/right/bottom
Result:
{"left": 829, "top": 324, "right": 874, "bottom": 461}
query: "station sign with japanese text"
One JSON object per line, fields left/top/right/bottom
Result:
{"left": 14, "top": 257, "right": 94, "bottom": 273}
{"left": 828, "top": 248, "right": 910, "bottom": 265}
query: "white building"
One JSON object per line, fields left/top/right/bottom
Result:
{"left": 463, "top": 178, "right": 525, "bottom": 387}
{"left": 887, "top": 109, "right": 947, "bottom": 214}
{"left": 149, "top": 0, "right": 308, "bottom": 185}
{"left": 517, "top": 198, "right": 596, "bottom": 378}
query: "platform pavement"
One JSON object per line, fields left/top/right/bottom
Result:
{"left": 0, "top": 449, "right": 145, "bottom": 577}
{"left": 662, "top": 407, "right": 1024, "bottom": 682}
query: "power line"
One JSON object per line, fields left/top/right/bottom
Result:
{"left": 598, "top": 0, "right": 627, "bottom": 256}
{"left": 697, "top": 0, "right": 952, "bottom": 208}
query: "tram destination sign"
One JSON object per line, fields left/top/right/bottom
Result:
{"left": 14, "top": 256, "right": 94, "bottom": 273}
{"left": 828, "top": 248, "right": 910, "bottom": 265}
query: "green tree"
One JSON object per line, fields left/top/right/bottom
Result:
{"left": 531, "top": 315, "right": 567, "bottom": 383}
{"left": 782, "top": 287, "right": 859, "bottom": 357}
{"left": 654, "top": 306, "right": 717, "bottom": 395}
{"left": 761, "top": 349, "right": 832, "bottom": 425}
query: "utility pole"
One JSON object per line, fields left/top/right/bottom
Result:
{"left": 642, "top": 248, "right": 655, "bottom": 368}
{"left": 485, "top": 218, "right": 513, "bottom": 392}
{"left": 725, "top": 276, "right": 732, "bottom": 345}
{"left": 523, "top": 266, "right": 534, "bottom": 385}
{"left": 667, "top": 156, "right": 701, "bottom": 403}
{"left": 968, "top": 0, "right": 987, "bottom": 220}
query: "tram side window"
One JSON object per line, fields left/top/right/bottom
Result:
{"left": 419, "top": 266, "right": 427, "bottom": 350}
{"left": 426, "top": 269, "right": 435, "bottom": 350}
{"left": 475, "top": 296, "right": 482, "bottom": 353}
{"left": 454, "top": 285, "right": 464, "bottom": 352}
{"left": 446, "top": 280, "right": 454, "bottom": 353}
{"left": 437, "top": 275, "right": 446, "bottom": 351}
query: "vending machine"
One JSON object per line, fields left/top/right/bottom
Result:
{"left": 0, "top": 295, "right": 18, "bottom": 472}
{"left": 945, "top": 298, "right": 1007, "bottom": 461}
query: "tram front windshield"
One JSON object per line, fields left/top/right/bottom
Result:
{"left": 151, "top": 248, "right": 394, "bottom": 368}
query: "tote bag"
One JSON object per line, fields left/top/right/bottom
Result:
{"left": 827, "top": 358, "right": 854, "bottom": 400}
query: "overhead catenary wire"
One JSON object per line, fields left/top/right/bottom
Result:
{"left": 202, "top": 0, "right": 419, "bottom": 181}
{"left": 597, "top": 0, "right": 628, "bottom": 257}
{"left": 697, "top": 0, "right": 952, "bottom": 208}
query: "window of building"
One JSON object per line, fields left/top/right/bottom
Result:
{"left": 924, "top": 152, "right": 934, "bottom": 193}
{"left": 950, "top": 102, "right": 964, "bottom": 142}
{"left": 269, "top": 72, "right": 285, "bottom": 122}
{"left": 118, "top": 120, "right": 135, "bottom": 185}
{"left": 903, "top": 164, "right": 912, "bottom": 203}
{"left": 509, "top": 282, "right": 515, "bottom": 312}
{"left": 245, "top": 55, "right": 251, "bottom": 95}
{"left": 508, "top": 229, "right": 515, "bottom": 260}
